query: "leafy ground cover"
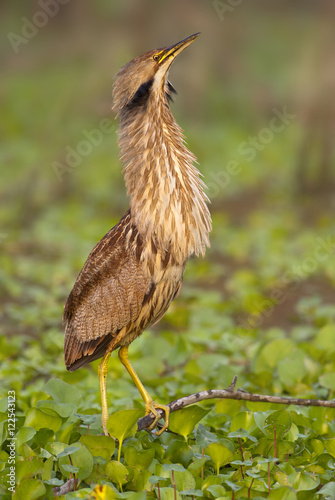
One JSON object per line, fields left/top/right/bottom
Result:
{"left": 1, "top": 3, "right": 335, "bottom": 499}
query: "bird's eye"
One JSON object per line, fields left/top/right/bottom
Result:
{"left": 153, "top": 54, "right": 160, "bottom": 61}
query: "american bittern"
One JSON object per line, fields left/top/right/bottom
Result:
{"left": 63, "top": 33, "right": 211, "bottom": 436}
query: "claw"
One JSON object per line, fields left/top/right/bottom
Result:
{"left": 145, "top": 400, "right": 170, "bottom": 435}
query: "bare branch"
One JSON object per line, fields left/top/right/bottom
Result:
{"left": 137, "top": 380, "right": 335, "bottom": 431}
{"left": 55, "top": 478, "right": 75, "bottom": 497}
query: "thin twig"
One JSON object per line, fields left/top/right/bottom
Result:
{"left": 137, "top": 377, "right": 335, "bottom": 431}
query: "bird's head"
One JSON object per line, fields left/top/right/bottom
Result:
{"left": 113, "top": 33, "right": 200, "bottom": 116}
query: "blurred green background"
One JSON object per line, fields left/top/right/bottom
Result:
{"left": 1, "top": 0, "right": 335, "bottom": 395}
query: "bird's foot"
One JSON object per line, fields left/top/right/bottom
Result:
{"left": 145, "top": 400, "right": 170, "bottom": 436}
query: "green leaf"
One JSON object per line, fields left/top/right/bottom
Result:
{"left": 172, "top": 469, "right": 196, "bottom": 492}
{"left": 80, "top": 434, "right": 115, "bottom": 461}
{"left": 62, "top": 463, "right": 80, "bottom": 473}
{"left": 201, "top": 475, "right": 222, "bottom": 493}
{"left": 44, "top": 378, "right": 81, "bottom": 406}
{"left": 324, "top": 438, "right": 335, "bottom": 458}
{"left": 195, "top": 424, "right": 218, "bottom": 448}
{"left": 318, "top": 482, "right": 335, "bottom": 498}
{"left": 106, "top": 409, "right": 143, "bottom": 461}
{"left": 230, "top": 411, "right": 254, "bottom": 432}
{"left": 13, "top": 478, "right": 46, "bottom": 500}
{"left": 168, "top": 405, "right": 210, "bottom": 438}
{"left": 277, "top": 351, "right": 307, "bottom": 387}
{"left": 314, "top": 324, "right": 335, "bottom": 353}
{"left": 123, "top": 445, "right": 155, "bottom": 470}
{"left": 264, "top": 410, "right": 292, "bottom": 439}
{"left": 254, "top": 339, "right": 295, "bottom": 372}
{"left": 155, "top": 487, "right": 182, "bottom": 500}
{"left": 105, "top": 460, "right": 129, "bottom": 491}
{"left": 56, "top": 445, "right": 80, "bottom": 458}
{"left": 36, "top": 399, "right": 77, "bottom": 418}
{"left": 207, "top": 484, "right": 226, "bottom": 497}
{"left": 58, "top": 441, "right": 93, "bottom": 480}
{"left": 205, "top": 442, "right": 234, "bottom": 475}
{"left": 289, "top": 470, "right": 320, "bottom": 491}
{"left": 319, "top": 373, "right": 335, "bottom": 391}
{"left": 165, "top": 438, "right": 194, "bottom": 466}
{"left": 15, "top": 426, "right": 36, "bottom": 451}
{"left": 15, "top": 457, "right": 44, "bottom": 483}
{"left": 44, "top": 478, "right": 64, "bottom": 486}
{"left": 24, "top": 407, "right": 62, "bottom": 432}
{"left": 268, "top": 486, "right": 297, "bottom": 500}
{"left": 41, "top": 456, "right": 53, "bottom": 481}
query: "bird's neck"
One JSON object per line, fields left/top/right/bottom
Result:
{"left": 117, "top": 94, "right": 211, "bottom": 263}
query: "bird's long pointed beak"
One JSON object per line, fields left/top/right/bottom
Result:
{"left": 158, "top": 33, "right": 200, "bottom": 64}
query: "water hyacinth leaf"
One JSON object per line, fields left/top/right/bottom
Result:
{"left": 58, "top": 441, "right": 93, "bottom": 480}
{"left": 41, "top": 456, "right": 53, "bottom": 481}
{"left": 24, "top": 407, "right": 62, "bottom": 433}
{"left": 195, "top": 424, "right": 218, "bottom": 448}
{"left": 268, "top": 486, "right": 297, "bottom": 500}
{"left": 168, "top": 405, "right": 210, "bottom": 438}
{"left": 13, "top": 478, "right": 46, "bottom": 500}
{"left": 289, "top": 470, "right": 320, "bottom": 491}
{"left": 44, "top": 378, "right": 81, "bottom": 406}
{"left": 313, "top": 324, "right": 335, "bottom": 352}
{"left": 46, "top": 441, "right": 71, "bottom": 456}
{"left": 317, "top": 482, "right": 335, "bottom": 498}
{"left": 264, "top": 410, "right": 292, "bottom": 439}
{"left": 162, "top": 463, "right": 186, "bottom": 472}
{"left": 106, "top": 408, "right": 143, "bottom": 461}
{"left": 56, "top": 445, "right": 80, "bottom": 458}
{"left": 123, "top": 445, "right": 155, "bottom": 470}
{"left": 188, "top": 457, "right": 209, "bottom": 473}
{"left": 15, "top": 426, "right": 36, "bottom": 450}
{"left": 319, "top": 373, "right": 335, "bottom": 391}
{"left": 44, "top": 478, "right": 64, "bottom": 486}
{"left": 36, "top": 399, "right": 77, "bottom": 418}
{"left": 172, "top": 469, "right": 196, "bottom": 492}
{"left": 80, "top": 434, "right": 115, "bottom": 461}
{"left": 179, "top": 489, "right": 203, "bottom": 497}
{"left": 207, "top": 484, "right": 226, "bottom": 497}
{"left": 205, "top": 442, "right": 234, "bottom": 475}
{"left": 62, "top": 463, "right": 80, "bottom": 473}
{"left": 75, "top": 413, "right": 97, "bottom": 426}
{"left": 230, "top": 411, "right": 254, "bottom": 432}
{"left": 254, "top": 339, "right": 295, "bottom": 372}
{"left": 105, "top": 460, "right": 129, "bottom": 490}
{"left": 228, "top": 429, "right": 257, "bottom": 442}
{"left": 15, "top": 456, "right": 44, "bottom": 483}
{"left": 155, "top": 487, "right": 182, "bottom": 500}
{"left": 201, "top": 475, "right": 222, "bottom": 493}
{"left": 33, "top": 428, "right": 55, "bottom": 448}
{"left": 165, "top": 438, "right": 194, "bottom": 466}
{"left": 323, "top": 438, "right": 335, "bottom": 458}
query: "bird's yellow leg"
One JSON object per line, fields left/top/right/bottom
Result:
{"left": 98, "top": 351, "right": 112, "bottom": 436}
{"left": 118, "top": 345, "right": 169, "bottom": 435}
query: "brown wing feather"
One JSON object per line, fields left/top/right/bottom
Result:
{"left": 63, "top": 210, "right": 151, "bottom": 371}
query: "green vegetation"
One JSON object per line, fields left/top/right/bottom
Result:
{"left": 1, "top": 2, "right": 335, "bottom": 499}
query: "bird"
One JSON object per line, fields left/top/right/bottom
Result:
{"left": 63, "top": 33, "right": 211, "bottom": 436}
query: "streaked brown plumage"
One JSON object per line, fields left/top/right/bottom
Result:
{"left": 63, "top": 33, "right": 211, "bottom": 435}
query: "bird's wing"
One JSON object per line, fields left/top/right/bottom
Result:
{"left": 63, "top": 210, "right": 151, "bottom": 370}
